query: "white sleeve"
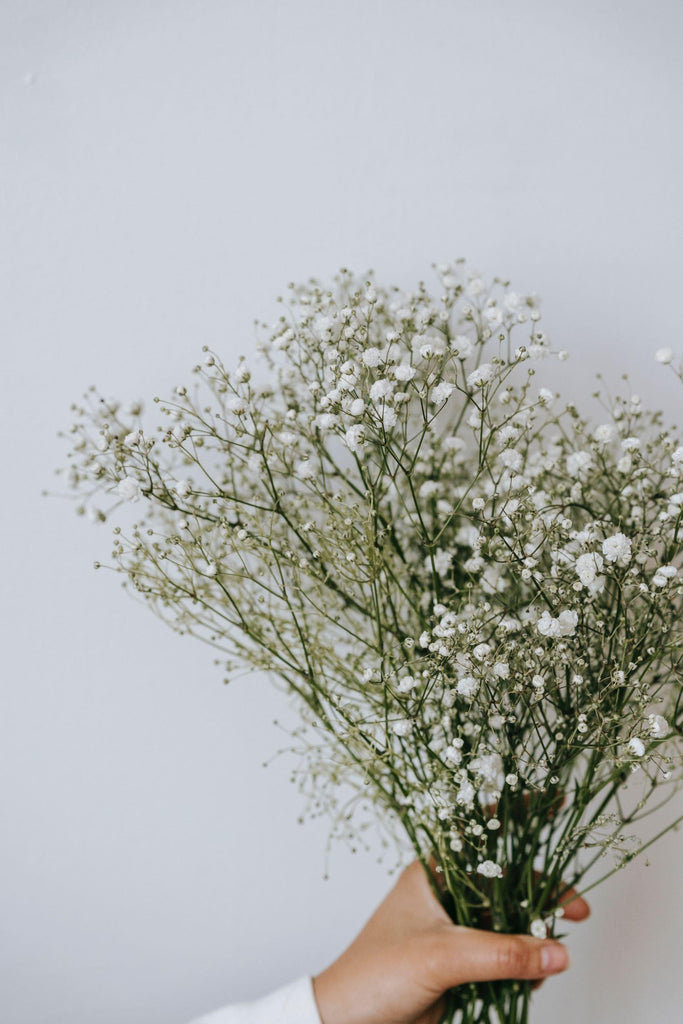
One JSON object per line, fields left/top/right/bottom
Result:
{"left": 187, "top": 975, "right": 323, "bottom": 1024}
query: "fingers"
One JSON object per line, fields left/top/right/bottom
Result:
{"left": 428, "top": 855, "right": 591, "bottom": 924}
{"left": 554, "top": 883, "right": 590, "bottom": 922}
{"left": 436, "top": 926, "right": 570, "bottom": 988}
{"left": 530, "top": 873, "right": 590, "bottom": 921}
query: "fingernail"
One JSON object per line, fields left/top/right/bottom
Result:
{"left": 540, "top": 942, "right": 570, "bottom": 974}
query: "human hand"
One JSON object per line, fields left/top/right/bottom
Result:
{"left": 312, "top": 860, "right": 590, "bottom": 1024}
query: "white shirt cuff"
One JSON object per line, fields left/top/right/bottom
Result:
{"left": 187, "top": 975, "right": 322, "bottom": 1024}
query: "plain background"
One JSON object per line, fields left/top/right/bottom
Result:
{"left": 2, "top": 1, "right": 682, "bottom": 1021}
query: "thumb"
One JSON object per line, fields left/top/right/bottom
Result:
{"left": 435, "top": 926, "right": 570, "bottom": 988}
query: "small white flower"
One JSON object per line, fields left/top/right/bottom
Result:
{"left": 431, "top": 381, "right": 456, "bottom": 404}
{"left": 361, "top": 347, "right": 383, "bottom": 367}
{"left": 602, "top": 532, "right": 632, "bottom": 565}
{"left": 557, "top": 609, "right": 578, "bottom": 635}
{"left": 621, "top": 436, "right": 641, "bottom": 451}
{"left": 575, "top": 552, "right": 604, "bottom": 586}
{"left": 628, "top": 737, "right": 645, "bottom": 758}
{"left": 382, "top": 407, "right": 398, "bottom": 428}
{"left": 296, "top": 460, "right": 316, "bottom": 480}
{"left": 467, "top": 363, "right": 494, "bottom": 387}
{"left": 445, "top": 436, "right": 467, "bottom": 457}
{"left": 566, "top": 451, "right": 592, "bottom": 478}
{"left": 652, "top": 565, "right": 678, "bottom": 587}
{"left": 536, "top": 612, "right": 558, "bottom": 638}
{"left": 498, "top": 449, "right": 523, "bottom": 472}
{"left": 456, "top": 780, "right": 475, "bottom": 805}
{"left": 477, "top": 860, "right": 503, "bottom": 879}
{"left": 452, "top": 334, "right": 474, "bottom": 356}
{"left": 392, "top": 719, "right": 413, "bottom": 737}
{"left": 655, "top": 347, "right": 673, "bottom": 364}
{"left": 397, "top": 675, "right": 418, "bottom": 693}
{"left": 532, "top": 674, "right": 545, "bottom": 690}
{"left": 470, "top": 751, "right": 504, "bottom": 789}
{"left": 672, "top": 446, "right": 683, "bottom": 465}
{"left": 432, "top": 548, "right": 454, "bottom": 577}
{"left": 472, "top": 642, "right": 491, "bottom": 661}
{"left": 393, "top": 363, "right": 417, "bottom": 381}
{"left": 205, "top": 562, "right": 218, "bottom": 577}
{"left": 444, "top": 744, "right": 463, "bottom": 765}
{"left": 313, "top": 413, "right": 338, "bottom": 431}
{"left": 174, "top": 479, "right": 191, "bottom": 498}
{"left": 369, "top": 378, "right": 394, "bottom": 402}
{"left": 456, "top": 676, "right": 479, "bottom": 698}
{"left": 648, "top": 714, "right": 669, "bottom": 738}
{"left": 345, "top": 425, "right": 366, "bottom": 454}
{"left": 124, "top": 429, "right": 144, "bottom": 447}
{"left": 467, "top": 276, "right": 485, "bottom": 296}
{"left": 493, "top": 662, "right": 510, "bottom": 679}
{"left": 496, "top": 425, "right": 519, "bottom": 447}
{"left": 117, "top": 476, "right": 142, "bottom": 502}
{"left": 537, "top": 609, "right": 577, "bottom": 638}
{"left": 530, "top": 920, "right": 547, "bottom": 940}
{"left": 348, "top": 398, "right": 365, "bottom": 417}
{"left": 593, "top": 424, "right": 615, "bottom": 445}
{"left": 484, "top": 305, "right": 503, "bottom": 326}
{"left": 419, "top": 480, "right": 441, "bottom": 499}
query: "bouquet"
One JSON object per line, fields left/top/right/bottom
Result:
{"left": 57, "top": 262, "right": 683, "bottom": 1023}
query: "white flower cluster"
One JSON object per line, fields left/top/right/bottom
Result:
{"left": 58, "top": 261, "right": 683, "bottom": 977}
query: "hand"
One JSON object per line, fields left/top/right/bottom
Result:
{"left": 312, "top": 860, "right": 590, "bottom": 1024}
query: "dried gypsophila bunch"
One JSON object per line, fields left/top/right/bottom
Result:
{"left": 56, "top": 261, "right": 683, "bottom": 1024}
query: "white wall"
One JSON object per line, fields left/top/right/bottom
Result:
{"left": 2, "top": 1, "right": 682, "bottom": 1021}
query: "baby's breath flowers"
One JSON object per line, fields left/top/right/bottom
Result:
{"left": 56, "top": 262, "right": 683, "bottom": 1024}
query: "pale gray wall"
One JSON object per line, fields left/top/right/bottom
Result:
{"left": 2, "top": 1, "right": 682, "bottom": 1022}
